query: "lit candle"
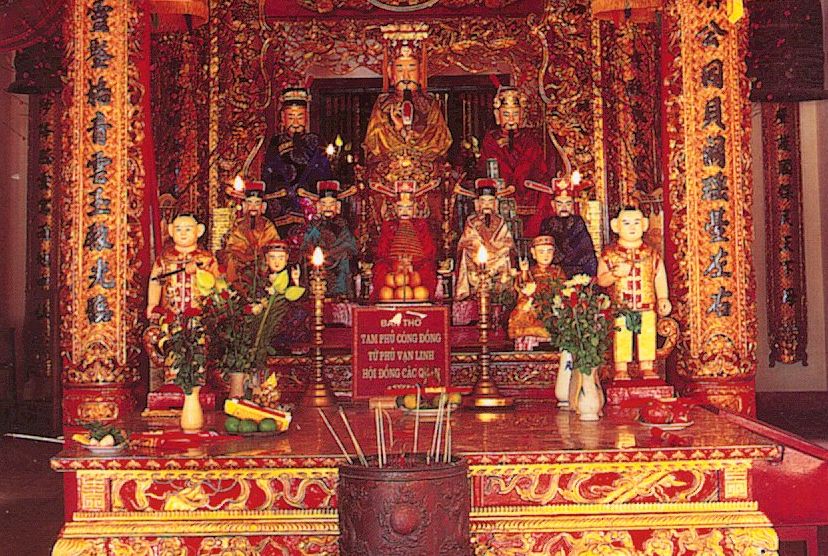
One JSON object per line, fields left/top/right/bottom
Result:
{"left": 233, "top": 175, "right": 245, "bottom": 192}
{"left": 312, "top": 246, "right": 325, "bottom": 268}
{"left": 334, "top": 134, "right": 344, "bottom": 148}
{"left": 325, "top": 144, "right": 336, "bottom": 157}
{"left": 476, "top": 244, "right": 488, "bottom": 267}
{"left": 571, "top": 169, "right": 582, "bottom": 186}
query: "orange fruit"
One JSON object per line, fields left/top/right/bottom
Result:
{"left": 413, "top": 286, "right": 429, "bottom": 300}
{"left": 394, "top": 273, "right": 409, "bottom": 287}
{"left": 379, "top": 286, "right": 395, "bottom": 301}
{"left": 385, "top": 273, "right": 396, "bottom": 287}
{"left": 409, "top": 271, "right": 422, "bottom": 287}
{"left": 395, "top": 286, "right": 414, "bottom": 300}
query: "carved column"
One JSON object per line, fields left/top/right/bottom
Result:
{"left": 60, "top": 0, "right": 140, "bottom": 427}
{"left": 664, "top": 0, "right": 757, "bottom": 414}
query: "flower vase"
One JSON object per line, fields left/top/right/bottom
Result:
{"left": 576, "top": 369, "right": 604, "bottom": 422}
{"left": 180, "top": 386, "right": 204, "bottom": 433}
{"left": 555, "top": 351, "right": 573, "bottom": 409}
{"left": 227, "top": 372, "right": 246, "bottom": 399}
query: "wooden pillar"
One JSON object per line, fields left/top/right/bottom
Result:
{"left": 663, "top": 0, "right": 758, "bottom": 414}
{"left": 60, "top": 0, "right": 139, "bottom": 428}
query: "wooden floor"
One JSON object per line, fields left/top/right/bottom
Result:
{"left": 0, "top": 392, "right": 826, "bottom": 556}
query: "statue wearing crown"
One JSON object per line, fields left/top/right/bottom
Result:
{"left": 479, "top": 85, "right": 559, "bottom": 237}
{"left": 299, "top": 180, "right": 359, "bottom": 299}
{"left": 223, "top": 178, "right": 281, "bottom": 289}
{"left": 363, "top": 24, "right": 452, "bottom": 211}
{"left": 454, "top": 178, "right": 517, "bottom": 301}
{"left": 262, "top": 86, "right": 333, "bottom": 228}
{"left": 530, "top": 172, "right": 598, "bottom": 279}
{"left": 370, "top": 180, "right": 438, "bottom": 302}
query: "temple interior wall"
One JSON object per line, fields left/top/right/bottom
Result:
{"left": 0, "top": 52, "right": 29, "bottom": 400}
{"left": 753, "top": 100, "right": 828, "bottom": 392}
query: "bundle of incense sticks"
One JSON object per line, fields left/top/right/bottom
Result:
{"left": 319, "top": 394, "right": 454, "bottom": 468}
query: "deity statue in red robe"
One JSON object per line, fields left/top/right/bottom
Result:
{"left": 478, "top": 86, "right": 560, "bottom": 236}
{"left": 370, "top": 181, "right": 437, "bottom": 302}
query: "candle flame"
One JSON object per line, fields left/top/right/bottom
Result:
{"left": 312, "top": 246, "right": 324, "bottom": 267}
{"left": 334, "top": 134, "right": 344, "bottom": 148}
{"left": 326, "top": 144, "right": 336, "bottom": 156}
{"left": 476, "top": 244, "right": 488, "bottom": 265}
{"left": 571, "top": 170, "right": 582, "bottom": 185}
{"left": 233, "top": 175, "right": 245, "bottom": 191}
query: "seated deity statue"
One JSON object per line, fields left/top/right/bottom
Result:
{"left": 597, "top": 206, "right": 672, "bottom": 381}
{"left": 298, "top": 180, "right": 359, "bottom": 299}
{"left": 370, "top": 180, "right": 437, "bottom": 302}
{"left": 507, "top": 235, "right": 565, "bottom": 346}
{"left": 454, "top": 178, "right": 517, "bottom": 301}
{"left": 222, "top": 179, "right": 280, "bottom": 289}
{"left": 479, "top": 86, "right": 560, "bottom": 237}
{"left": 262, "top": 86, "right": 333, "bottom": 237}
{"left": 529, "top": 172, "right": 598, "bottom": 279}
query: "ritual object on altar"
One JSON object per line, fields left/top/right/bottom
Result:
{"left": 639, "top": 397, "right": 692, "bottom": 426}
{"left": 507, "top": 235, "right": 566, "bottom": 350}
{"left": 262, "top": 85, "right": 333, "bottom": 229}
{"left": 370, "top": 179, "right": 438, "bottom": 302}
{"left": 597, "top": 206, "right": 672, "bottom": 381}
{"left": 72, "top": 421, "right": 127, "bottom": 451}
{"left": 480, "top": 83, "right": 562, "bottom": 236}
{"left": 222, "top": 176, "right": 281, "bottom": 288}
{"left": 464, "top": 245, "right": 514, "bottom": 409}
{"left": 251, "top": 373, "right": 283, "bottom": 409}
{"left": 223, "top": 398, "right": 292, "bottom": 433}
{"left": 298, "top": 180, "right": 358, "bottom": 298}
{"left": 529, "top": 170, "right": 599, "bottom": 279}
{"left": 300, "top": 246, "right": 338, "bottom": 408}
{"left": 454, "top": 177, "right": 517, "bottom": 302}
{"left": 537, "top": 274, "right": 615, "bottom": 420}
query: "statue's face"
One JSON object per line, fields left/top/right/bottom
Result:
{"left": 242, "top": 196, "right": 264, "bottom": 217}
{"left": 478, "top": 195, "right": 497, "bottom": 215}
{"left": 317, "top": 196, "right": 340, "bottom": 219}
{"left": 169, "top": 215, "right": 202, "bottom": 249}
{"left": 531, "top": 244, "right": 555, "bottom": 266}
{"left": 281, "top": 105, "right": 307, "bottom": 135}
{"left": 266, "top": 250, "right": 288, "bottom": 273}
{"left": 612, "top": 209, "right": 647, "bottom": 243}
{"left": 553, "top": 197, "right": 574, "bottom": 217}
{"left": 497, "top": 106, "right": 522, "bottom": 131}
{"left": 396, "top": 198, "right": 415, "bottom": 220}
{"left": 392, "top": 56, "right": 419, "bottom": 92}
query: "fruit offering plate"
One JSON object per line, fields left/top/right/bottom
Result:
{"left": 82, "top": 443, "right": 128, "bottom": 455}
{"left": 637, "top": 418, "right": 694, "bottom": 431}
{"left": 236, "top": 429, "right": 286, "bottom": 438}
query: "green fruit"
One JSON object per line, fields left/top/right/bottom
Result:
{"left": 224, "top": 416, "right": 240, "bottom": 433}
{"left": 258, "top": 418, "right": 277, "bottom": 432}
{"left": 239, "top": 419, "right": 258, "bottom": 433}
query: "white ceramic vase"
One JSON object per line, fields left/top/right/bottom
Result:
{"left": 555, "top": 351, "right": 573, "bottom": 409}
{"left": 180, "top": 385, "right": 204, "bottom": 433}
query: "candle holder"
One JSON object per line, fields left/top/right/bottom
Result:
{"left": 464, "top": 258, "right": 513, "bottom": 409}
{"left": 300, "top": 258, "right": 337, "bottom": 408}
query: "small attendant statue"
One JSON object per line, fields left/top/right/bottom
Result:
{"left": 147, "top": 213, "right": 219, "bottom": 320}
{"left": 507, "top": 235, "right": 565, "bottom": 350}
{"left": 298, "top": 180, "right": 359, "bottom": 299}
{"left": 597, "top": 206, "right": 671, "bottom": 380}
{"left": 454, "top": 178, "right": 516, "bottom": 301}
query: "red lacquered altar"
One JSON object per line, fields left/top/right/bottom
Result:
{"left": 53, "top": 403, "right": 785, "bottom": 554}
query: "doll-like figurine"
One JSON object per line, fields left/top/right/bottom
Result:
{"left": 507, "top": 235, "right": 565, "bottom": 349}
{"left": 146, "top": 213, "right": 219, "bottom": 320}
{"left": 597, "top": 207, "right": 671, "bottom": 380}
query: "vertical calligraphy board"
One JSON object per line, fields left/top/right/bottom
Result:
{"left": 352, "top": 305, "right": 450, "bottom": 399}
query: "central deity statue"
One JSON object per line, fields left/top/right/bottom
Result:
{"left": 363, "top": 24, "right": 452, "bottom": 223}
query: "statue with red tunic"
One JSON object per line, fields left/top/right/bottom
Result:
{"left": 370, "top": 180, "right": 437, "bottom": 302}
{"left": 479, "top": 86, "right": 559, "bottom": 237}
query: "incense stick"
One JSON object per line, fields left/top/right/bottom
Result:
{"left": 443, "top": 404, "right": 452, "bottom": 463}
{"left": 338, "top": 407, "right": 367, "bottom": 466}
{"left": 374, "top": 408, "right": 381, "bottom": 468}
{"left": 317, "top": 409, "right": 352, "bottom": 464}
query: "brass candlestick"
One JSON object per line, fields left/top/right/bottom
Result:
{"left": 465, "top": 247, "right": 513, "bottom": 409}
{"left": 300, "top": 248, "right": 337, "bottom": 408}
